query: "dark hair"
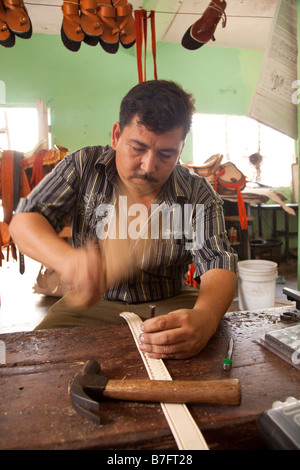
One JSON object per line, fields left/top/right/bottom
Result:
{"left": 119, "top": 80, "right": 195, "bottom": 138}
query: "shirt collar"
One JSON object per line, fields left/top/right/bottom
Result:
{"left": 95, "top": 145, "right": 117, "bottom": 183}
{"left": 163, "top": 164, "right": 192, "bottom": 204}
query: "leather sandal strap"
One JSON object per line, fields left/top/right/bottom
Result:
{"left": 116, "top": 4, "right": 132, "bottom": 17}
{"left": 3, "top": 0, "right": 26, "bottom": 7}
{"left": 62, "top": 1, "right": 82, "bottom": 31}
{"left": 81, "top": 8, "right": 99, "bottom": 24}
{"left": 0, "top": 18, "right": 8, "bottom": 30}
{"left": 99, "top": 5, "right": 117, "bottom": 18}
{"left": 62, "top": 1, "right": 80, "bottom": 16}
{"left": 80, "top": 0, "right": 98, "bottom": 19}
{"left": 118, "top": 14, "right": 129, "bottom": 33}
{"left": 98, "top": 5, "right": 117, "bottom": 31}
{"left": 3, "top": 0, "right": 29, "bottom": 25}
{"left": 80, "top": 0, "right": 96, "bottom": 10}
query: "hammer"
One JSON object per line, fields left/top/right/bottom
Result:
{"left": 69, "top": 360, "right": 241, "bottom": 424}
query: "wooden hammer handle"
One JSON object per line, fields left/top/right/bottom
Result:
{"left": 103, "top": 378, "right": 241, "bottom": 405}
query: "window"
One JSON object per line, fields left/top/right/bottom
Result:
{"left": 0, "top": 103, "right": 51, "bottom": 223}
{"left": 0, "top": 100, "right": 50, "bottom": 153}
{"left": 0, "top": 107, "right": 39, "bottom": 153}
{"left": 192, "top": 114, "right": 295, "bottom": 187}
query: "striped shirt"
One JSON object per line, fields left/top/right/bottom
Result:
{"left": 17, "top": 145, "right": 238, "bottom": 303}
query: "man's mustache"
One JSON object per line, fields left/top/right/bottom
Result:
{"left": 130, "top": 173, "right": 158, "bottom": 183}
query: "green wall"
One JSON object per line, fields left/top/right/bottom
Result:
{"left": 0, "top": 33, "right": 263, "bottom": 162}
{"left": 0, "top": 18, "right": 298, "bottom": 269}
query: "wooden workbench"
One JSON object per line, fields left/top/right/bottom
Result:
{"left": 0, "top": 306, "right": 300, "bottom": 451}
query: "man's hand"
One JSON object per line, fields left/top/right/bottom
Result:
{"left": 139, "top": 269, "right": 237, "bottom": 359}
{"left": 59, "top": 241, "right": 107, "bottom": 309}
{"left": 139, "top": 307, "right": 216, "bottom": 359}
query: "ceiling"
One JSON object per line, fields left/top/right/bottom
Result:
{"left": 25, "top": 0, "right": 278, "bottom": 51}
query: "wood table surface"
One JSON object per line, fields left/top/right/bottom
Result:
{"left": 1, "top": 306, "right": 300, "bottom": 451}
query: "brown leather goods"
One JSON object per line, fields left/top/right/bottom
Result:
{"left": 0, "top": 151, "right": 31, "bottom": 266}
{"left": 97, "top": 0, "right": 119, "bottom": 53}
{"left": 113, "top": 0, "right": 135, "bottom": 49}
{"left": 0, "top": 219, "right": 13, "bottom": 269}
{"left": 213, "top": 162, "right": 248, "bottom": 230}
{"left": 80, "top": 0, "right": 103, "bottom": 37}
{"left": 1, "top": 150, "right": 31, "bottom": 225}
{"left": 61, "top": 0, "right": 84, "bottom": 51}
{"left": 182, "top": 0, "right": 227, "bottom": 50}
{"left": 3, "top": 0, "right": 32, "bottom": 38}
{"left": 23, "top": 145, "right": 69, "bottom": 190}
{"left": 0, "top": 0, "right": 15, "bottom": 46}
{"left": 134, "top": 9, "right": 157, "bottom": 83}
{"left": 185, "top": 154, "right": 223, "bottom": 181}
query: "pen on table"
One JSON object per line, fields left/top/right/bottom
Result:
{"left": 223, "top": 337, "right": 234, "bottom": 371}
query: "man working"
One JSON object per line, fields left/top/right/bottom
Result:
{"left": 9, "top": 80, "right": 237, "bottom": 359}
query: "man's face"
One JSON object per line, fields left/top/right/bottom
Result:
{"left": 111, "top": 116, "right": 185, "bottom": 198}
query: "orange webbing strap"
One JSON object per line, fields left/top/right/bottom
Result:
{"left": 134, "top": 9, "right": 157, "bottom": 83}
{"left": 30, "top": 150, "right": 45, "bottom": 188}
{"left": 213, "top": 166, "right": 248, "bottom": 230}
{"left": 185, "top": 263, "right": 198, "bottom": 287}
{"left": 213, "top": 165, "right": 225, "bottom": 192}
{"left": 236, "top": 185, "right": 248, "bottom": 230}
{"left": 149, "top": 10, "right": 158, "bottom": 80}
{"left": 134, "top": 9, "right": 143, "bottom": 82}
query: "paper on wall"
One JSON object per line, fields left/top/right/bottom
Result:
{"left": 248, "top": 0, "right": 298, "bottom": 140}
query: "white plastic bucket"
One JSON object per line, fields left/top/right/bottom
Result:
{"left": 238, "top": 259, "right": 278, "bottom": 310}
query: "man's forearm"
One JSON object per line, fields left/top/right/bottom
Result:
{"left": 9, "top": 212, "right": 73, "bottom": 272}
{"left": 193, "top": 268, "right": 237, "bottom": 331}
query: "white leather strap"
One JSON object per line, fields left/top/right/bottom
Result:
{"left": 120, "top": 311, "right": 209, "bottom": 450}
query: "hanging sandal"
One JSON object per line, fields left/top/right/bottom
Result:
{"left": 113, "top": 0, "right": 135, "bottom": 49}
{"left": 61, "top": 0, "right": 85, "bottom": 52}
{"left": 80, "top": 0, "right": 103, "bottom": 37}
{"left": 97, "top": 0, "right": 119, "bottom": 54}
{"left": 0, "top": 0, "right": 15, "bottom": 47}
{"left": 181, "top": 0, "right": 227, "bottom": 50}
{"left": 3, "top": 0, "right": 32, "bottom": 38}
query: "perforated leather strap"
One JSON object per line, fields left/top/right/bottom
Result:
{"left": 120, "top": 311, "right": 209, "bottom": 450}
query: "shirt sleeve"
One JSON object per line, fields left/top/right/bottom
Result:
{"left": 16, "top": 151, "right": 80, "bottom": 234}
{"left": 190, "top": 188, "right": 238, "bottom": 281}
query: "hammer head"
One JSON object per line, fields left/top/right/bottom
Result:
{"left": 69, "top": 359, "right": 108, "bottom": 424}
